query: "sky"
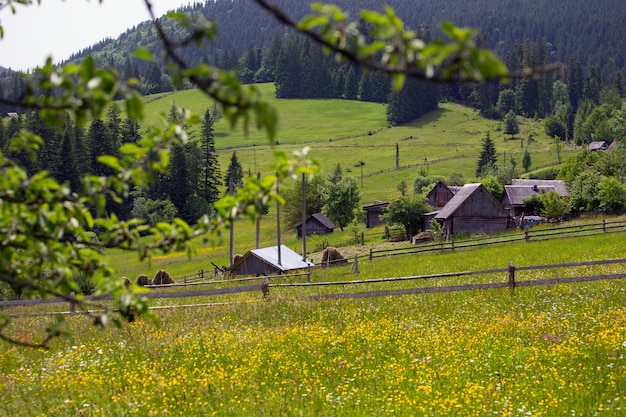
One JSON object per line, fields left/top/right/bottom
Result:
{"left": 0, "top": 0, "right": 190, "bottom": 71}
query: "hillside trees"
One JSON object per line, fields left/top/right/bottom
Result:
{"left": 322, "top": 176, "right": 361, "bottom": 231}
{"left": 0, "top": 0, "right": 532, "bottom": 347}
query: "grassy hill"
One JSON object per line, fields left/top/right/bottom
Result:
{"left": 141, "top": 83, "right": 574, "bottom": 205}
{"left": 107, "top": 84, "right": 581, "bottom": 278}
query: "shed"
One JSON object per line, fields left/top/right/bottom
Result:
{"left": 588, "top": 141, "right": 608, "bottom": 151}
{"left": 501, "top": 184, "right": 555, "bottom": 216}
{"left": 228, "top": 245, "right": 314, "bottom": 276}
{"left": 511, "top": 179, "right": 569, "bottom": 197}
{"left": 362, "top": 201, "right": 389, "bottom": 228}
{"left": 426, "top": 181, "right": 458, "bottom": 209}
{"left": 296, "top": 212, "right": 335, "bottom": 238}
{"left": 434, "top": 183, "right": 510, "bottom": 237}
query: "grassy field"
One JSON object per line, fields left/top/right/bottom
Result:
{"left": 139, "top": 83, "right": 576, "bottom": 204}
{"left": 2, "top": 230, "right": 626, "bottom": 416}
{"left": 2, "top": 85, "right": 615, "bottom": 417}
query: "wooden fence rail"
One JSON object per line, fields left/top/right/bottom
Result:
{"left": 368, "top": 219, "right": 626, "bottom": 261}
{"left": 4, "top": 257, "right": 626, "bottom": 315}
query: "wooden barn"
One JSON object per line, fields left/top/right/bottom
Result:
{"left": 434, "top": 183, "right": 510, "bottom": 237}
{"left": 296, "top": 212, "right": 336, "bottom": 238}
{"left": 426, "top": 181, "right": 460, "bottom": 209}
{"left": 229, "top": 245, "right": 314, "bottom": 276}
{"left": 362, "top": 201, "right": 389, "bottom": 228}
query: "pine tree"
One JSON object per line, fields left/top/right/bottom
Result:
{"left": 199, "top": 109, "right": 221, "bottom": 205}
{"left": 503, "top": 110, "right": 520, "bottom": 139}
{"left": 224, "top": 151, "right": 244, "bottom": 193}
{"left": 522, "top": 149, "right": 532, "bottom": 172}
{"left": 476, "top": 132, "right": 498, "bottom": 177}
{"left": 275, "top": 36, "right": 301, "bottom": 98}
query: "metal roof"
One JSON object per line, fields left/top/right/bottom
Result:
{"left": 511, "top": 179, "right": 569, "bottom": 196}
{"left": 248, "top": 245, "right": 314, "bottom": 272}
{"left": 503, "top": 185, "right": 555, "bottom": 206}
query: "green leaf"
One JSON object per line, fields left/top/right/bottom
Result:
{"left": 134, "top": 48, "right": 155, "bottom": 61}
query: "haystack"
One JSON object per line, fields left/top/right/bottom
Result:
{"left": 136, "top": 274, "right": 152, "bottom": 286}
{"left": 320, "top": 246, "right": 348, "bottom": 267}
{"left": 152, "top": 269, "right": 175, "bottom": 286}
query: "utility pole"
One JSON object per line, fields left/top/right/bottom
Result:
{"left": 256, "top": 172, "right": 261, "bottom": 249}
{"left": 229, "top": 177, "right": 235, "bottom": 266}
{"left": 301, "top": 173, "right": 307, "bottom": 261}
{"left": 276, "top": 173, "right": 281, "bottom": 266}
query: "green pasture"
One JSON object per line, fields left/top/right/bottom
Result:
{"left": 2, "top": 229, "right": 626, "bottom": 416}
{"left": 138, "top": 83, "right": 571, "bottom": 203}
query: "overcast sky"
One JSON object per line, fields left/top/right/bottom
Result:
{"left": 0, "top": 0, "right": 190, "bottom": 71}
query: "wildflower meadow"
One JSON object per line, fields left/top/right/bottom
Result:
{"left": 2, "top": 278, "right": 626, "bottom": 416}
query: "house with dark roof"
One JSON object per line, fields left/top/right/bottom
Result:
{"left": 434, "top": 183, "right": 510, "bottom": 237}
{"left": 362, "top": 201, "right": 389, "bottom": 228}
{"left": 502, "top": 184, "right": 555, "bottom": 217}
{"left": 296, "top": 212, "right": 336, "bottom": 238}
{"left": 426, "top": 180, "right": 460, "bottom": 209}
{"left": 228, "top": 245, "right": 314, "bottom": 276}
{"left": 502, "top": 179, "right": 569, "bottom": 217}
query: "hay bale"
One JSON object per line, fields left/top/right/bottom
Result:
{"left": 152, "top": 269, "right": 175, "bottom": 286}
{"left": 412, "top": 231, "right": 433, "bottom": 244}
{"left": 136, "top": 274, "right": 152, "bottom": 286}
{"left": 321, "top": 246, "right": 348, "bottom": 267}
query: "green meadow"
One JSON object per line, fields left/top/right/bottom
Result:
{"left": 4, "top": 84, "right": 622, "bottom": 417}
{"left": 2, "top": 230, "right": 626, "bottom": 416}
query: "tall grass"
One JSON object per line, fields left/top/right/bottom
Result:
{"left": 2, "top": 278, "right": 626, "bottom": 416}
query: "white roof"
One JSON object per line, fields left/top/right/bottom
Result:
{"left": 249, "top": 245, "right": 314, "bottom": 272}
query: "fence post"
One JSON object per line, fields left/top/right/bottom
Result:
{"left": 69, "top": 291, "right": 76, "bottom": 313}
{"left": 603, "top": 219, "right": 606, "bottom": 232}
{"left": 200, "top": 269, "right": 204, "bottom": 280}
{"left": 508, "top": 262, "right": 516, "bottom": 290}
{"left": 451, "top": 239, "right": 455, "bottom": 251}
{"left": 384, "top": 226, "right": 389, "bottom": 240}
{"left": 261, "top": 276, "right": 270, "bottom": 299}
{"left": 307, "top": 266, "right": 311, "bottom": 283}
{"left": 369, "top": 248, "right": 373, "bottom": 262}
{"left": 525, "top": 229, "right": 529, "bottom": 242}
{"left": 352, "top": 255, "right": 359, "bottom": 275}
{"left": 361, "top": 232, "right": 365, "bottom": 245}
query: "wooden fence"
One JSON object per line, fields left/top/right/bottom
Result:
{"left": 3, "top": 256, "right": 626, "bottom": 316}
{"left": 367, "top": 219, "right": 626, "bottom": 261}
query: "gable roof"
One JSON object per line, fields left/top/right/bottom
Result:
{"left": 310, "top": 213, "right": 335, "bottom": 230}
{"left": 511, "top": 179, "right": 569, "bottom": 196}
{"left": 363, "top": 201, "right": 389, "bottom": 210}
{"left": 435, "top": 183, "right": 509, "bottom": 220}
{"left": 434, "top": 183, "right": 482, "bottom": 219}
{"left": 503, "top": 185, "right": 555, "bottom": 206}
{"left": 230, "top": 245, "right": 314, "bottom": 273}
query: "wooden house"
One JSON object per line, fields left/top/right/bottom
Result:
{"left": 426, "top": 181, "right": 460, "bottom": 209}
{"left": 228, "top": 245, "right": 314, "bottom": 276}
{"left": 501, "top": 184, "right": 555, "bottom": 217}
{"left": 434, "top": 183, "right": 510, "bottom": 237}
{"left": 296, "top": 212, "right": 336, "bottom": 238}
{"left": 502, "top": 179, "right": 569, "bottom": 217}
{"left": 362, "top": 201, "right": 389, "bottom": 228}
